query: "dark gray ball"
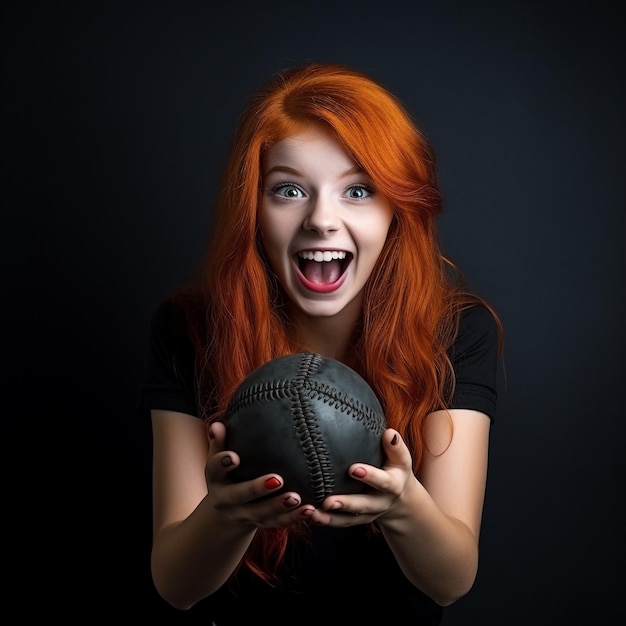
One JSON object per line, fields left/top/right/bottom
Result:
{"left": 224, "top": 352, "right": 387, "bottom": 506}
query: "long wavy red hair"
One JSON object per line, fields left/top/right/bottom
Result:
{"left": 174, "top": 62, "right": 502, "bottom": 583}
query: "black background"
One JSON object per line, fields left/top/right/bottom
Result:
{"left": 5, "top": 0, "right": 625, "bottom": 622}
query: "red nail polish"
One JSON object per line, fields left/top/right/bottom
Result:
{"left": 264, "top": 476, "right": 281, "bottom": 490}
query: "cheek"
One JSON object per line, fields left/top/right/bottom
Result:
{"left": 363, "top": 213, "right": 394, "bottom": 254}
{"left": 258, "top": 208, "right": 276, "bottom": 246}
{"left": 259, "top": 218, "right": 286, "bottom": 271}
{"left": 260, "top": 206, "right": 302, "bottom": 253}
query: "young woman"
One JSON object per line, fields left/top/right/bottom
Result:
{"left": 138, "top": 62, "right": 503, "bottom": 625}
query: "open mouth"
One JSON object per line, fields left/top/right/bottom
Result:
{"left": 296, "top": 250, "right": 352, "bottom": 286}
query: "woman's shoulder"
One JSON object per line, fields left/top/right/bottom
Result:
{"left": 145, "top": 292, "right": 206, "bottom": 377}
{"left": 149, "top": 298, "right": 188, "bottom": 346}
{"left": 150, "top": 288, "right": 206, "bottom": 339}
{"left": 448, "top": 304, "right": 501, "bottom": 419}
{"left": 138, "top": 294, "right": 201, "bottom": 416}
{"left": 454, "top": 304, "right": 501, "bottom": 357}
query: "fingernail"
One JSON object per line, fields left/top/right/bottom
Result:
{"left": 390, "top": 434, "right": 398, "bottom": 445}
{"left": 221, "top": 455, "right": 233, "bottom": 467}
{"left": 282, "top": 496, "right": 300, "bottom": 508}
{"left": 329, "top": 501, "right": 343, "bottom": 511}
{"left": 264, "top": 476, "right": 282, "bottom": 490}
{"left": 352, "top": 467, "right": 367, "bottom": 478}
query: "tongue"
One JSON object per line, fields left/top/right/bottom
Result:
{"left": 301, "top": 260, "right": 342, "bottom": 285}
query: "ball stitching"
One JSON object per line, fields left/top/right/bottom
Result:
{"left": 225, "top": 352, "right": 384, "bottom": 504}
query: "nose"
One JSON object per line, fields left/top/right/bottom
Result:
{"left": 302, "top": 196, "right": 340, "bottom": 234}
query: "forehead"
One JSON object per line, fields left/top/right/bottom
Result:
{"left": 263, "top": 126, "right": 357, "bottom": 173}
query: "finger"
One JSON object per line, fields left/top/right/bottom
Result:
{"left": 345, "top": 429, "right": 409, "bottom": 485}
{"left": 227, "top": 473, "right": 288, "bottom": 505}
{"left": 309, "top": 506, "right": 368, "bottom": 527}
{"left": 253, "top": 499, "right": 316, "bottom": 529}
{"left": 205, "top": 450, "right": 242, "bottom": 490}
{"left": 226, "top": 484, "right": 315, "bottom": 528}
{"left": 208, "top": 420, "right": 227, "bottom": 448}
{"left": 322, "top": 492, "right": 373, "bottom": 515}
{"left": 381, "top": 428, "right": 412, "bottom": 469}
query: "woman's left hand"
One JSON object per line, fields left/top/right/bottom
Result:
{"left": 309, "top": 428, "right": 416, "bottom": 526}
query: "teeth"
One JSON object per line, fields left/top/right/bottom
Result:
{"left": 298, "top": 250, "right": 347, "bottom": 262}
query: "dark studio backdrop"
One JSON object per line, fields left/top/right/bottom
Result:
{"left": 5, "top": 0, "right": 624, "bottom": 622}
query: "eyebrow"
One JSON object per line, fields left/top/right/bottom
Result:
{"left": 264, "top": 164, "right": 364, "bottom": 177}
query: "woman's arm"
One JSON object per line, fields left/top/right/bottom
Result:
{"left": 310, "top": 408, "right": 490, "bottom": 606}
{"left": 150, "top": 410, "right": 257, "bottom": 609}
{"left": 150, "top": 410, "right": 316, "bottom": 610}
{"left": 379, "top": 408, "right": 491, "bottom": 606}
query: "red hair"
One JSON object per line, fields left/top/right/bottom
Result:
{"left": 173, "top": 62, "right": 502, "bottom": 583}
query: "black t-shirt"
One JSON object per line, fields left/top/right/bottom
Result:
{"left": 137, "top": 301, "right": 499, "bottom": 625}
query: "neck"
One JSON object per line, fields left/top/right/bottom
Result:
{"left": 290, "top": 307, "right": 360, "bottom": 363}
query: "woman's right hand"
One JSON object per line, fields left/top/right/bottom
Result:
{"left": 205, "top": 421, "right": 316, "bottom": 528}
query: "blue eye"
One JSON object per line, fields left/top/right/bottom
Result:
{"left": 347, "top": 185, "right": 372, "bottom": 200}
{"left": 271, "top": 183, "right": 305, "bottom": 199}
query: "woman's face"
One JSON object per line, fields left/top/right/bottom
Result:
{"left": 259, "top": 126, "right": 394, "bottom": 320}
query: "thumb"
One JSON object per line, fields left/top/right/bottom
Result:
{"left": 382, "top": 428, "right": 412, "bottom": 469}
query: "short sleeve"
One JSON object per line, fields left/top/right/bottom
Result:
{"left": 448, "top": 306, "right": 500, "bottom": 421}
{"left": 136, "top": 300, "right": 199, "bottom": 418}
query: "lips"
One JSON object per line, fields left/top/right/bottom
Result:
{"left": 294, "top": 250, "right": 352, "bottom": 293}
